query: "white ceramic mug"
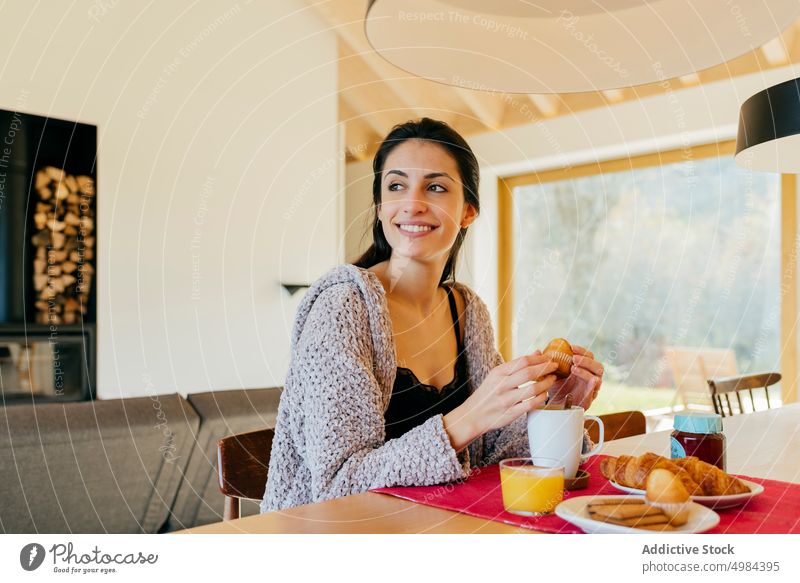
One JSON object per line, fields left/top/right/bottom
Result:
{"left": 526, "top": 406, "right": 604, "bottom": 478}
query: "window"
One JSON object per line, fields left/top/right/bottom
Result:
{"left": 502, "top": 144, "right": 783, "bottom": 412}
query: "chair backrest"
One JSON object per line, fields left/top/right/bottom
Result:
{"left": 665, "top": 347, "right": 738, "bottom": 409}
{"left": 584, "top": 410, "right": 646, "bottom": 443}
{"left": 217, "top": 428, "right": 273, "bottom": 520}
{"left": 707, "top": 372, "right": 781, "bottom": 417}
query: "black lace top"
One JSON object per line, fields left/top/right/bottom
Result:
{"left": 384, "top": 285, "right": 471, "bottom": 440}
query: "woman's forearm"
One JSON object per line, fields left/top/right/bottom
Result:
{"left": 442, "top": 405, "right": 481, "bottom": 452}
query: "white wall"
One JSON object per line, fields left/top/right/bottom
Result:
{"left": 346, "top": 64, "right": 800, "bottom": 329}
{"left": 0, "top": 1, "right": 340, "bottom": 397}
{"left": 344, "top": 160, "right": 373, "bottom": 264}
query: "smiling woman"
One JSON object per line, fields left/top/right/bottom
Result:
{"left": 261, "top": 118, "right": 603, "bottom": 512}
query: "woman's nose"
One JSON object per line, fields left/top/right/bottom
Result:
{"left": 400, "top": 186, "right": 428, "bottom": 213}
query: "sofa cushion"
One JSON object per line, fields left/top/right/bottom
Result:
{"left": 0, "top": 394, "right": 199, "bottom": 533}
{"left": 166, "top": 387, "right": 281, "bottom": 530}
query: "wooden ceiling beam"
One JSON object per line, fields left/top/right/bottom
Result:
{"left": 309, "top": 1, "right": 433, "bottom": 118}
{"left": 308, "top": 0, "right": 504, "bottom": 130}
{"left": 339, "top": 87, "right": 396, "bottom": 140}
{"left": 761, "top": 36, "right": 791, "bottom": 66}
{"left": 601, "top": 89, "right": 625, "bottom": 103}
{"left": 338, "top": 99, "right": 380, "bottom": 161}
{"left": 527, "top": 94, "right": 560, "bottom": 118}
{"left": 338, "top": 40, "right": 426, "bottom": 145}
{"left": 453, "top": 88, "right": 506, "bottom": 129}
{"left": 678, "top": 73, "right": 701, "bottom": 86}
{"left": 761, "top": 23, "right": 797, "bottom": 66}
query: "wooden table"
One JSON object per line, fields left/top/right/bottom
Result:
{"left": 178, "top": 403, "right": 800, "bottom": 534}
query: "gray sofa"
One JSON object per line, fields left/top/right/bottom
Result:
{"left": 168, "top": 388, "right": 281, "bottom": 530}
{"left": 0, "top": 387, "right": 281, "bottom": 534}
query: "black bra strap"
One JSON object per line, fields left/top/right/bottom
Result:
{"left": 444, "top": 286, "right": 464, "bottom": 352}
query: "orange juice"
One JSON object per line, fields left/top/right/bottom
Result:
{"left": 500, "top": 466, "right": 564, "bottom": 515}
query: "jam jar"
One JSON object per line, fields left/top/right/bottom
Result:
{"left": 670, "top": 412, "right": 726, "bottom": 470}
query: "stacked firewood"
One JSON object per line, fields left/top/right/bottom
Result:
{"left": 31, "top": 166, "right": 95, "bottom": 325}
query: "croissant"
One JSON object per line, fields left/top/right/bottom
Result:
{"left": 671, "top": 456, "right": 750, "bottom": 496}
{"left": 600, "top": 453, "right": 703, "bottom": 495}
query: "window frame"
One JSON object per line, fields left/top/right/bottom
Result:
{"left": 496, "top": 141, "right": 798, "bottom": 404}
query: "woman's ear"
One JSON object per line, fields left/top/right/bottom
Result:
{"left": 460, "top": 203, "right": 478, "bottom": 228}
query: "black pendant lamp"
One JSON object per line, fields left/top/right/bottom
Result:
{"left": 736, "top": 78, "right": 800, "bottom": 173}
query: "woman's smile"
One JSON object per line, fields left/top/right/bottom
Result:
{"left": 395, "top": 221, "right": 439, "bottom": 237}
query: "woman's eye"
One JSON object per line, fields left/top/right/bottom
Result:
{"left": 386, "top": 182, "right": 446, "bottom": 192}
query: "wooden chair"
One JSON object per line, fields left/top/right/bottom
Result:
{"left": 707, "top": 372, "right": 781, "bottom": 417}
{"left": 217, "top": 428, "right": 274, "bottom": 520}
{"left": 584, "top": 410, "right": 646, "bottom": 444}
{"left": 665, "top": 347, "right": 738, "bottom": 411}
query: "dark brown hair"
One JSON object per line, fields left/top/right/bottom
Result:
{"left": 353, "top": 118, "right": 480, "bottom": 285}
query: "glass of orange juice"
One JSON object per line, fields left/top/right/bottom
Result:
{"left": 499, "top": 457, "right": 565, "bottom": 516}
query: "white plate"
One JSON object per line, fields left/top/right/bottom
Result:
{"left": 607, "top": 479, "right": 764, "bottom": 509}
{"left": 555, "top": 495, "right": 720, "bottom": 534}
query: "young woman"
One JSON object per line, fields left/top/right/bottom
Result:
{"left": 262, "top": 118, "right": 604, "bottom": 512}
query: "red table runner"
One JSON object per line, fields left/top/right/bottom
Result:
{"left": 371, "top": 455, "right": 800, "bottom": 533}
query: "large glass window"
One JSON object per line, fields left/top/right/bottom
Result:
{"left": 511, "top": 152, "right": 781, "bottom": 413}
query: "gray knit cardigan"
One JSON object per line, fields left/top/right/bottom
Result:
{"left": 261, "top": 264, "right": 592, "bottom": 512}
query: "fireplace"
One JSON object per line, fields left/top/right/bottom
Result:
{"left": 0, "top": 109, "right": 97, "bottom": 402}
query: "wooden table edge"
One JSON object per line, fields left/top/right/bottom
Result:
{"left": 175, "top": 491, "right": 540, "bottom": 534}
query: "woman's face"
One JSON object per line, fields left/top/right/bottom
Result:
{"left": 377, "top": 139, "right": 477, "bottom": 264}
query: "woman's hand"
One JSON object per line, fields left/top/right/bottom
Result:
{"left": 443, "top": 352, "right": 557, "bottom": 452}
{"left": 547, "top": 345, "right": 604, "bottom": 410}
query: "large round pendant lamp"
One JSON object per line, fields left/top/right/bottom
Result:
{"left": 736, "top": 77, "right": 800, "bottom": 173}
{"left": 365, "top": 0, "right": 800, "bottom": 94}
